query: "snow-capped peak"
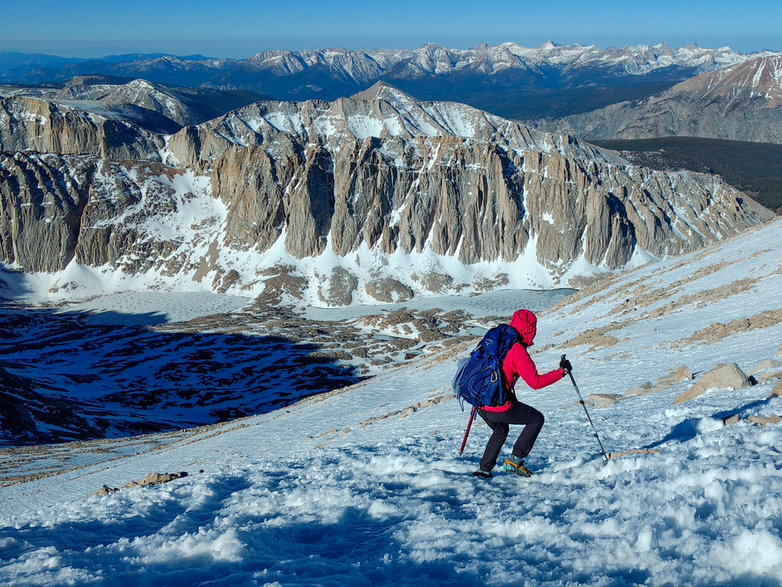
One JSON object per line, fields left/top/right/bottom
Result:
{"left": 681, "top": 54, "right": 782, "bottom": 101}
{"left": 350, "top": 81, "right": 416, "bottom": 105}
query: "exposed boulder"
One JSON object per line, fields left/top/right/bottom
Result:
{"left": 626, "top": 381, "right": 655, "bottom": 396}
{"left": 365, "top": 278, "right": 414, "bottom": 303}
{"left": 317, "top": 267, "right": 358, "bottom": 306}
{"left": 674, "top": 363, "right": 751, "bottom": 404}
{"left": 636, "top": 367, "right": 694, "bottom": 396}
{"left": 588, "top": 393, "right": 624, "bottom": 408}
{"left": 94, "top": 471, "right": 189, "bottom": 496}
{"left": 747, "top": 415, "right": 781, "bottom": 427}
{"left": 125, "top": 471, "right": 188, "bottom": 488}
{"left": 750, "top": 359, "right": 782, "bottom": 375}
{"left": 677, "top": 366, "right": 694, "bottom": 381}
{"left": 94, "top": 485, "right": 119, "bottom": 496}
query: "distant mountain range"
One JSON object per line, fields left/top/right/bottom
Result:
{"left": 1, "top": 43, "right": 776, "bottom": 121}
{"left": 538, "top": 55, "right": 782, "bottom": 144}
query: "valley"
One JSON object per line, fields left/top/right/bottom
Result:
{"left": 594, "top": 136, "right": 782, "bottom": 213}
{"left": 0, "top": 288, "right": 572, "bottom": 445}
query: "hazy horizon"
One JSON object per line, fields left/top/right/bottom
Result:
{"left": 1, "top": 0, "right": 779, "bottom": 60}
{"left": 0, "top": 38, "right": 777, "bottom": 62}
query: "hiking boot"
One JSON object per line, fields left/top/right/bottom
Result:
{"left": 503, "top": 456, "right": 532, "bottom": 477}
{"left": 472, "top": 470, "right": 493, "bottom": 479}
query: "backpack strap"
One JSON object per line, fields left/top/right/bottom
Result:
{"left": 494, "top": 324, "right": 521, "bottom": 403}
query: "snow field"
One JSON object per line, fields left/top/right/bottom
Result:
{"left": 61, "top": 291, "right": 251, "bottom": 326}
{"left": 2, "top": 338, "right": 780, "bottom": 585}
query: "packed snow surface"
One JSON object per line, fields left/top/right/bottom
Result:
{"left": 1, "top": 219, "right": 781, "bottom": 585}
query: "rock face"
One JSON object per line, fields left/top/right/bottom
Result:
{"left": 0, "top": 96, "right": 165, "bottom": 159}
{"left": 171, "top": 85, "right": 772, "bottom": 278}
{"left": 539, "top": 56, "right": 782, "bottom": 144}
{"left": 0, "top": 152, "right": 93, "bottom": 272}
{"left": 0, "top": 152, "right": 221, "bottom": 275}
{"left": 0, "top": 77, "right": 267, "bottom": 160}
{"left": 0, "top": 83, "right": 775, "bottom": 303}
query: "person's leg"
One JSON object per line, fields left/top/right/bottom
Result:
{"left": 509, "top": 402, "right": 545, "bottom": 459}
{"left": 478, "top": 414, "right": 509, "bottom": 472}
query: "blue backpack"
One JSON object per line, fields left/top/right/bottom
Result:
{"left": 452, "top": 324, "right": 520, "bottom": 409}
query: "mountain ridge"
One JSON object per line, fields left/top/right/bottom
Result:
{"left": 2, "top": 42, "right": 764, "bottom": 80}
{"left": 2, "top": 43, "right": 775, "bottom": 120}
{"left": 537, "top": 55, "right": 782, "bottom": 144}
{"left": 0, "top": 86, "right": 773, "bottom": 306}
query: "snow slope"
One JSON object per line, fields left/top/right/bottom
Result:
{"left": 0, "top": 218, "right": 781, "bottom": 585}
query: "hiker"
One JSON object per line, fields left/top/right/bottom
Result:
{"left": 473, "top": 309, "right": 571, "bottom": 478}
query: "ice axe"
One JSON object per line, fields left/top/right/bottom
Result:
{"left": 562, "top": 354, "right": 609, "bottom": 462}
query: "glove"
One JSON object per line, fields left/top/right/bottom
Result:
{"left": 559, "top": 357, "right": 572, "bottom": 374}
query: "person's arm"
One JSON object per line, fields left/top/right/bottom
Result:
{"left": 509, "top": 346, "right": 565, "bottom": 390}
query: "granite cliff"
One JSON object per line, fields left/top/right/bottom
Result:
{"left": 0, "top": 83, "right": 774, "bottom": 305}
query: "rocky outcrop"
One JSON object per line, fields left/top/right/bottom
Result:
{"left": 674, "top": 363, "right": 751, "bottom": 404}
{"left": 0, "top": 96, "right": 164, "bottom": 159}
{"left": 0, "top": 152, "right": 93, "bottom": 271}
{"left": 317, "top": 267, "right": 359, "bottom": 306}
{"left": 365, "top": 278, "right": 414, "bottom": 303}
{"left": 0, "top": 152, "right": 219, "bottom": 275}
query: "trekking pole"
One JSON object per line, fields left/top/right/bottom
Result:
{"left": 458, "top": 406, "right": 478, "bottom": 456}
{"left": 562, "top": 354, "right": 609, "bottom": 462}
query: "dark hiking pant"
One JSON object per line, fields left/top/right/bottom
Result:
{"left": 478, "top": 401, "right": 545, "bottom": 472}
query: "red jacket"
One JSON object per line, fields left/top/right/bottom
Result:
{"left": 482, "top": 309, "right": 565, "bottom": 413}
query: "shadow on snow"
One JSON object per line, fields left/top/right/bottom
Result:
{"left": 0, "top": 302, "right": 365, "bottom": 446}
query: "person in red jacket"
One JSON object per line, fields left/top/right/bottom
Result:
{"left": 473, "top": 309, "right": 571, "bottom": 479}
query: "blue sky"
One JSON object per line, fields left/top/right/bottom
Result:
{"left": 1, "top": 0, "right": 780, "bottom": 58}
